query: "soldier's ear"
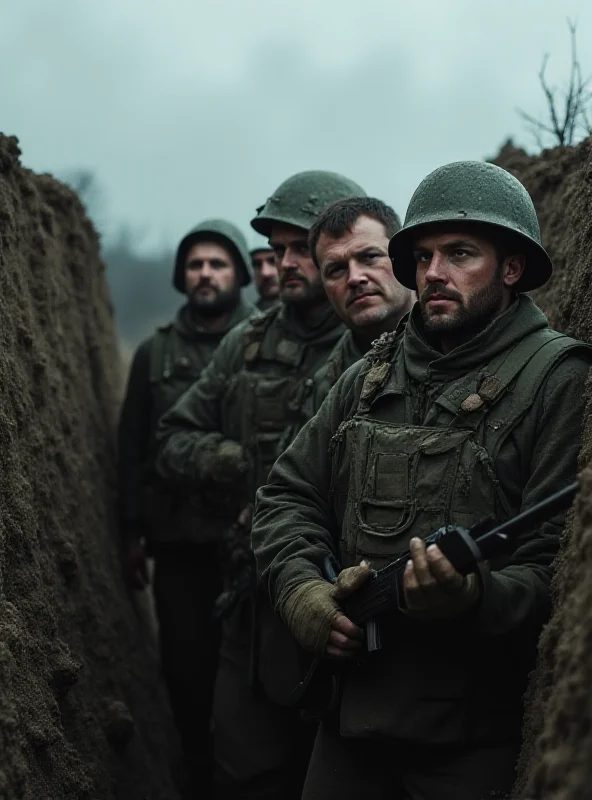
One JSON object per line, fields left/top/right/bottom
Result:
{"left": 502, "top": 253, "right": 526, "bottom": 287}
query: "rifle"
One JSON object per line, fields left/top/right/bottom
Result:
{"left": 290, "top": 480, "right": 579, "bottom": 707}
{"left": 341, "top": 480, "right": 578, "bottom": 647}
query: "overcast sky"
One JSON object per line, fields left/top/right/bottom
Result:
{"left": 1, "top": 0, "right": 591, "bottom": 254}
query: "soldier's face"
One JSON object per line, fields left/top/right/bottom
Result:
{"left": 251, "top": 250, "right": 280, "bottom": 299}
{"left": 184, "top": 241, "right": 240, "bottom": 315}
{"left": 413, "top": 227, "right": 525, "bottom": 340}
{"left": 318, "top": 216, "right": 414, "bottom": 337}
{"left": 269, "top": 223, "right": 326, "bottom": 307}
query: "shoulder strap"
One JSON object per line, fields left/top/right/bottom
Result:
{"left": 357, "top": 332, "right": 402, "bottom": 414}
{"left": 435, "top": 330, "right": 567, "bottom": 420}
{"left": 149, "top": 324, "right": 174, "bottom": 383}
{"left": 487, "top": 335, "right": 592, "bottom": 460}
{"left": 436, "top": 330, "right": 592, "bottom": 456}
{"left": 243, "top": 306, "right": 279, "bottom": 364}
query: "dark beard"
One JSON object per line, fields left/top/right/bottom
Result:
{"left": 190, "top": 285, "right": 241, "bottom": 317}
{"left": 419, "top": 268, "right": 505, "bottom": 340}
{"left": 280, "top": 274, "right": 327, "bottom": 308}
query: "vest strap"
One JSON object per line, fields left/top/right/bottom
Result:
{"left": 149, "top": 324, "right": 173, "bottom": 383}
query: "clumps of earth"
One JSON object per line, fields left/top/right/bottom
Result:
{"left": 0, "top": 134, "right": 182, "bottom": 799}
{"left": 494, "top": 135, "right": 592, "bottom": 798}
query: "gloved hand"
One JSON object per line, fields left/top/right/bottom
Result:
{"left": 202, "top": 439, "right": 249, "bottom": 484}
{"left": 279, "top": 561, "right": 371, "bottom": 659}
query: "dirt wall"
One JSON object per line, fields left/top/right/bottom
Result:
{"left": 0, "top": 135, "right": 180, "bottom": 800}
{"left": 494, "top": 136, "right": 592, "bottom": 798}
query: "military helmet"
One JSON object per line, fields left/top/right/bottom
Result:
{"left": 249, "top": 245, "right": 274, "bottom": 257}
{"left": 388, "top": 161, "right": 552, "bottom": 293}
{"left": 251, "top": 170, "right": 366, "bottom": 237}
{"left": 173, "top": 218, "right": 253, "bottom": 293}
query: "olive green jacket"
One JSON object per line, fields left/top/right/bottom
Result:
{"left": 253, "top": 296, "right": 591, "bottom": 742}
{"left": 117, "top": 298, "right": 255, "bottom": 544}
{"left": 310, "top": 329, "right": 370, "bottom": 418}
{"left": 155, "top": 302, "right": 345, "bottom": 497}
{"left": 256, "top": 295, "right": 280, "bottom": 313}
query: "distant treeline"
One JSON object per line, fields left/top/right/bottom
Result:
{"left": 62, "top": 169, "right": 256, "bottom": 349}
{"left": 103, "top": 230, "right": 180, "bottom": 348}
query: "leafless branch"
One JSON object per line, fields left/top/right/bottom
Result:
{"left": 517, "top": 18, "right": 592, "bottom": 150}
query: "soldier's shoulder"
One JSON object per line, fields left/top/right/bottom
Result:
{"left": 138, "top": 321, "right": 174, "bottom": 352}
{"left": 367, "top": 330, "right": 402, "bottom": 364}
{"left": 247, "top": 304, "right": 281, "bottom": 328}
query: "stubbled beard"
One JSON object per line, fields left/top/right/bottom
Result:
{"left": 190, "top": 284, "right": 240, "bottom": 317}
{"left": 419, "top": 270, "right": 505, "bottom": 339}
{"left": 280, "top": 273, "right": 326, "bottom": 307}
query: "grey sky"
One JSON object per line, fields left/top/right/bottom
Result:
{"left": 1, "top": 0, "right": 591, "bottom": 253}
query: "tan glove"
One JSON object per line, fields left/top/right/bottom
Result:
{"left": 280, "top": 580, "right": 341, "bottom": 656}
{"left": 279, "top": 562, "right": 371, "bottom": 657}
{"left": 202, "top": 439, "right": 249, "bottom": 484}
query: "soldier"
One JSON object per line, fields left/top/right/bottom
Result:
{"left": 250, "top": 244, "right": 280, "bottom": 311}
{"left": 155, "top": 170, "right": 366, "bottom": 799}
{"left": 307, "top": 196, "right": 415, "bottom": 412}
{"left": 252, "top": 162, "right": 592, "bottom": 800}
{"left": 117, "top": 219, "right": 255, "bottom": 796}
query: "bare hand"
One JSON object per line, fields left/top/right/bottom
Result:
{"left": 325, "top": 561, "right": 371, "bottom": 660}
{"left": 124, "top": 537, "right": 149, "bottom": 591}
{"left": 403, "top": 538, "right": 478, "bottom": 618}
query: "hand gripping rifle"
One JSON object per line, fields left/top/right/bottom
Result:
{"left": 339, "top": 480, "right": 579, "bottom": 650}
{"left": 290, "top": 480, "right": 579, "bottom": 708}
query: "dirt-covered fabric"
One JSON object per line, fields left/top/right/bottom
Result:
{"left": 0, "top": 135, "right": 181, "bottom": 799}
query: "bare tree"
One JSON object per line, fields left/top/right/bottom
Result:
{"left": 517, "top": 19, "right": 592, "bottom": 150}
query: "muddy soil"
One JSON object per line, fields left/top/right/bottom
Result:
{"left": 495, "top": 136, "right": 592, "bottom": 799}
{"left": 0, "top": 135, "right": 181, "bottom": 799}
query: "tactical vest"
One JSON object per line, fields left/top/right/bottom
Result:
{"left": 219, "top": 306, "right": 343, "bottom": 704}
{"left": 148, "top": 323, "right": 207, "bottom": 439}
{"left": 331, "top": 326, "right": 591, "bottom": 744}
{"left": 331, "top": 328, "right": 589, "bottom": 569}
{"left": 226, "top": 307, "right": 324, "bottom": 494}
{"left": 144, "top": 323, "right": 227, "bottom": 544}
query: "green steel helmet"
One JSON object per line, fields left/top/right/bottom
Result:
{"left": 250, "top": 170, "right": 366, "bottom": 237}
{"left": 249, "top": 245, "right": 274, "bottom": 257}
{"left": 388, "top": 161, "right": 552, "bottom": 293}
{"left": 173, "top": 218, "right": 253, "bottom": 293}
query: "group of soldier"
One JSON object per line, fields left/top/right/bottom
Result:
{"left": 117, "top": 162, "right": 591, "bottom": 800}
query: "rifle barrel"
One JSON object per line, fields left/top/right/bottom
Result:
{"left": 476, "top": 480, "right": 579, "bottom": 558}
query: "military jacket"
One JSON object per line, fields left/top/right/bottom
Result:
{"left": 156, "top": 302, "right": 345, "bottom": 498}
{"left": 155, "top": 302, "right": 345, "bottom": 699}
{"left": 308, "top": 329, "right": 369, "bottom": 419}
{"left": 253, "top": 296, "right": 592, "bottom": 744}
{"left": 117, "top": 298, "right": 255, "bottom": 545}
{"left": 256, "top": 295, "right": 280, "bottom": 313}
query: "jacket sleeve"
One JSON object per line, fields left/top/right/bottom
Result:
{"left": 253, "top": 361, "right": 366, "bottom": 610}
{"left": 477, "top": 353, "right": 591, "bottom": 636}
{"left": 154, "top": 325, "right": 244, "bottom": 485}
{"left": 117, "top": 338, "right": 153, "bottom": 535}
